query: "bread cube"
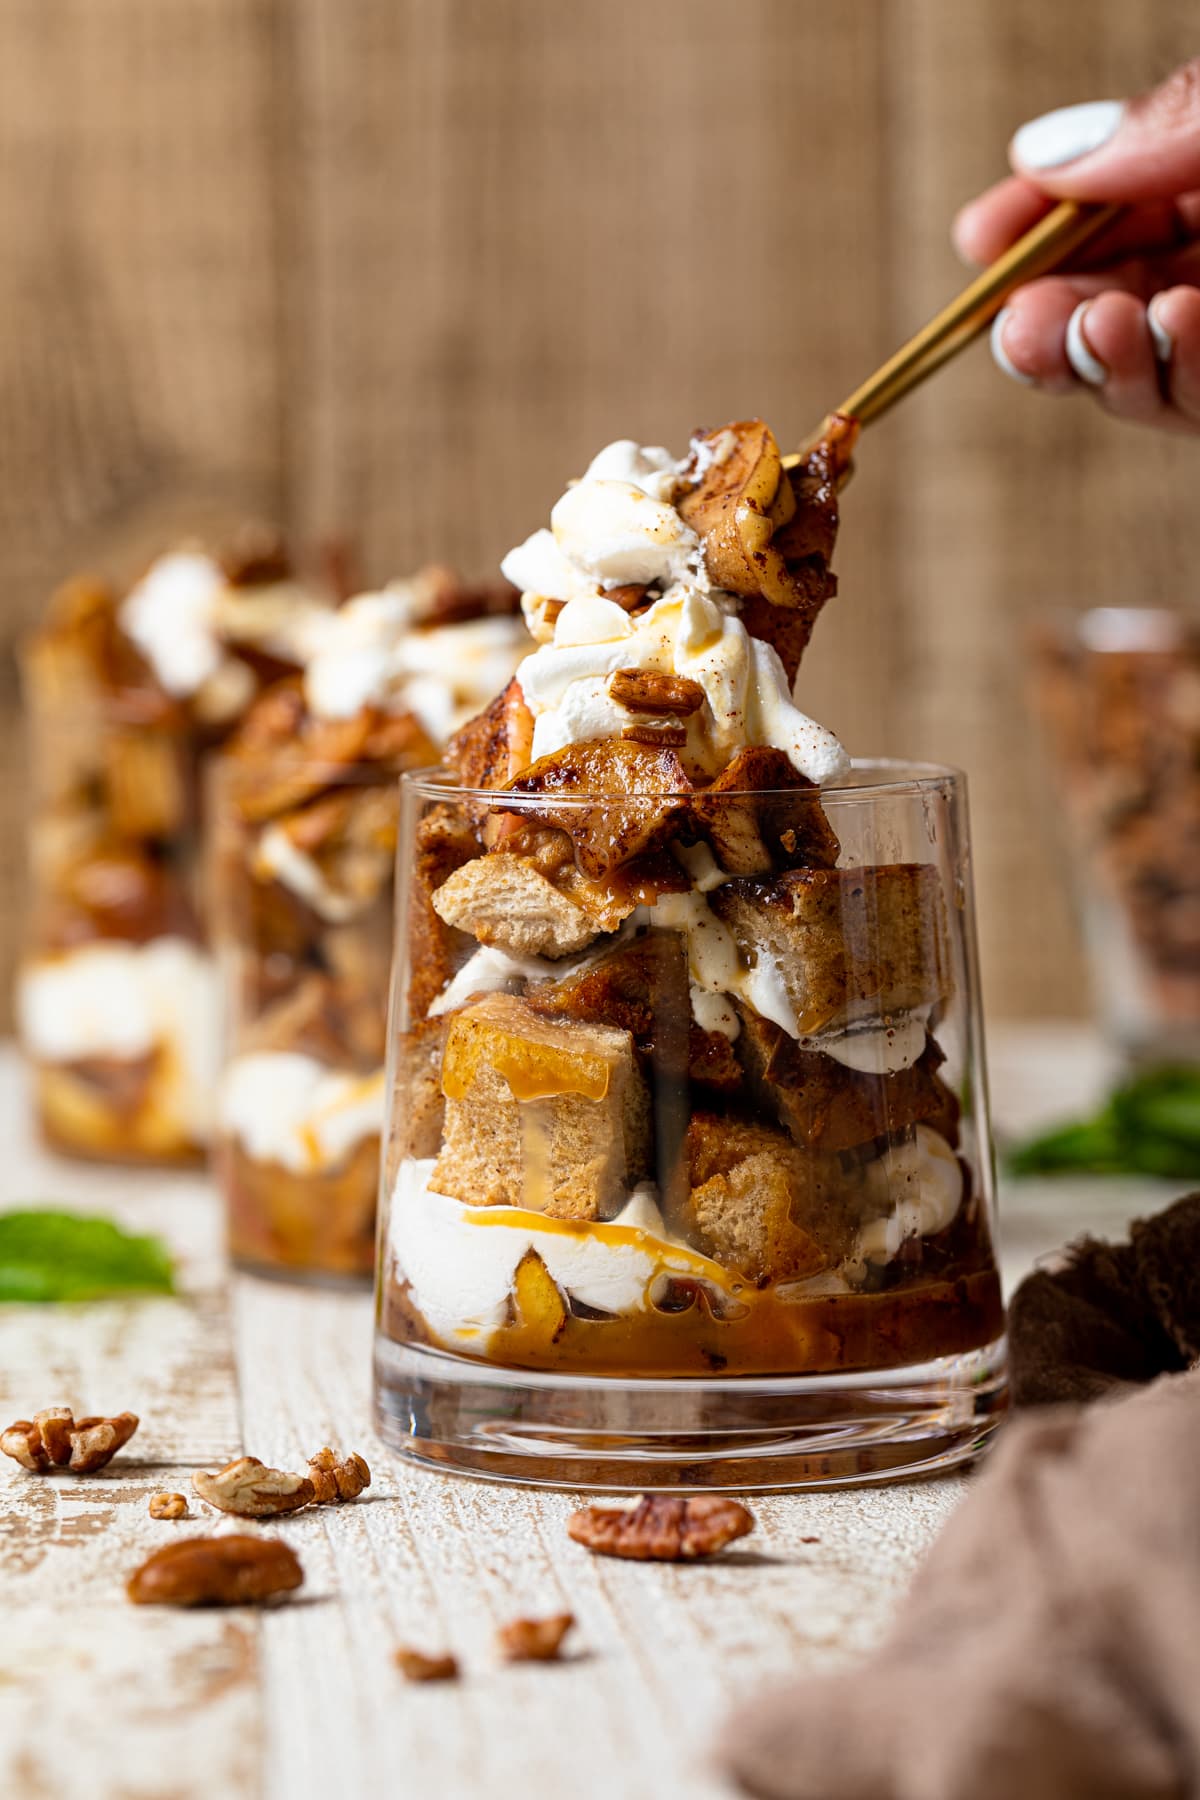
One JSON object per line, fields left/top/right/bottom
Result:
{"left": 675, "top": 1112, "right": 841, "bottom": 1283}
{"left": 710, "top": 862, "right": 951, "bottom": 1035}
{"left": 735, "top": 1007, "right": 958, "bottom": 1153}
{"left": 431, "top": 853, "right": 599, "bottom": 959}
{"left": 430, "top": 992, "right": 649, "bottom": 1218}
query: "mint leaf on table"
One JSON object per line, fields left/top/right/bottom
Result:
{"left": 1008, "top": 1066, "right": 1200, "bottom": 1180}
{"left": 0, "top": 1210, "right": 176, "bottom": 1302}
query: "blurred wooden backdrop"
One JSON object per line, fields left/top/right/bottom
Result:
{"left": 1, "top": 0, "right": 1197, "bottom": 1025}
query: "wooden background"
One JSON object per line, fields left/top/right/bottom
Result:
{"left": 1, "top": 0, "right": 1198, "bottom": 1025}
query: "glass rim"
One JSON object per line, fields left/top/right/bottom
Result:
{"left": 400, "top": 756, "right": 964, "bottom": 807}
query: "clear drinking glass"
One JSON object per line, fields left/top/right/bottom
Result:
{"left": 209, "top": 754, "right": 401, "bottom": 1281}
{"left": 373, "top": 761, "right": 1006, "bottom": 1489}
{"left": 1030, "top": 608, "right": 1200, "bottom": 1062}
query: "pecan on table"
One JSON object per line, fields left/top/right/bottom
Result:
{"left": 193, "top": 1456, "right": 314, "bottom": 1517}
{"left": 148, "top": 1491, "right": 189, "bottom": 1520}
{"left": 395, "top": 1647, "right": 459, "bottom": 1684}
{"left": 497, "top": 1612, "right": 575, "bottom": 1663}
{"left": 567, "top": 1494, "right": 755, "bottom": 1561}
{"left": 127, "top": 1535, "right": 303, "bottom": 1607}
{"left": 306, "top": 1446, "right": 371, "bottom": 1504}
{"left": 1, "top": 1408, "right": 139, "bottom": 1475}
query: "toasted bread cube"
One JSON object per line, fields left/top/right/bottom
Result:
{"left": 431, "top": 993, "right": 649, "bottom": 1218}
{"left": 710, "top": 863, "right": 951, "bottom": 1035}
{"left": 431, "top": 853, "right": 598, "bottom": 959}
{"left": 674, "top": 1113, "right": 832, "bottom": 1283}
{"left": 735, "top": 1007, "right": 958, "bottom": 1153}
{"left": 674, "top": 1112, "right": 854, "bottom": 1283}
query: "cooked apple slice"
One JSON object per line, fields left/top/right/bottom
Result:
{"left": 511, "top": 1250, "right": 568, "bottom": 1346}
{"left": 677, "top": 419, "right": 789, "bottom": 599}
{"left": 690, "top": 747, "right": 840, "bottom": 876}
{"left": 446, "top": 677, "right": 534, "bottom": 791}
{"left": 505, "top": 739, "right": 692, "bottom": 879}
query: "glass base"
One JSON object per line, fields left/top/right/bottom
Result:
{"left": 372, "top": 1334, "right": 1008, "bottom": 1492}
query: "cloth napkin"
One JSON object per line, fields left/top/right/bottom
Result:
{"left": 720, "top": 1195, "right": 1200, "bottom": 1800}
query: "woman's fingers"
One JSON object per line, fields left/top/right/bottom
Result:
{"left": 991, "top": 277, "right": 1200, "bottom": 431}
{"left": 1010, "top": 62, "right": 1200, "bottom": 202}
{"left": 1150, "top": 284, "right": 1200, "bottom": 424}
{"left": 953, "top": 177, "right": 1054, "bottom": 265}
{"left": 953, "top": 175, "right": 1195, "bottom": 268}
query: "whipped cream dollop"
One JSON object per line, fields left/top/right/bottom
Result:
{"left": 854, "top": 1126, "right": 964, "bottom": 1266}
{"left": 120, "top": 551, "right": 331, "bottom": 702}
{"left": 502, "top": 438, "right": 848, "bottom": 786}
{"left": 389, "top": 1158, "right": 736, "bottom": 1350}
{"left": 17, "top": 938, "right": 220, "bottom": 1141}
{"left": 302, "top": 584, "right": 528, "bottom": 738}
{"left": 219, "top": 1053, "right": 385, "bottom": 1174}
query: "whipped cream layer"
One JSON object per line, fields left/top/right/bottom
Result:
{"left": 303, "top": 586, "right": 528, "bottom": 738}
{"left": 391, "top": 1127, "right": 965, "bottom": 1347}
{"left": 854, "top": 1126, "right": 963, "bottom": 1267}
{"left": 17, "top": 937, "right": 220, "bottom": 1141}
{"left": 389, "top": 1158, "right": 737, "bottom": 1350}
{"left": 220, "top": 1052, "right": 384, "bottom": 1175}
{"left": 502, "top": 438, "right": 848, "bottom": 786}
{"left": 120, "top": 551, "right": 332, "bottom": 705}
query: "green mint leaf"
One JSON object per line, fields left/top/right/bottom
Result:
{"left": 0, "top": 1210, "right": 175, "bottom": 1302}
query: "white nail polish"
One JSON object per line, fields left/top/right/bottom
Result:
{"left": 1065, "top": 301, "right": 1107, "bottom": 386}
{"left": 1147, "top": 298, "right": 1174, "bottom": 364}
{"left": 990, "top": 308, "right": 1036, "bottom": 386}
{"left": 1012, "top": 99, "right": 1124, "bottom": 171}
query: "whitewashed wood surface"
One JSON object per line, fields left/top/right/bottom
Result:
{"left": 0, "top": 1027, "right": 1174, "bottom": 1800}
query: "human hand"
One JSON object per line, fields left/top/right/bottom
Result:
{"left": 954, "top": 60, "right": 1200, "bottom": 430}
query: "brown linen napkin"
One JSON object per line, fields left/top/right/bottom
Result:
{"left": 722, "top": 1369, "right": 1200, "bottom": 1800}
{"left": 721, "top": 1195, "right": 1200, "bottom": 1800}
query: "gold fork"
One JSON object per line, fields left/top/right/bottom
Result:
{"left": 784, "top": 199, "right": 1123, "bottom": 468}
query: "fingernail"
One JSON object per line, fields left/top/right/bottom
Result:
{"left": 990, "top": 308, "right": 1037, "bottom": 386}
{"left": 1147, "top": 296, "right": 1174, "bottom": 364}
{"left": 1012, "top": 99, "right": 1124, "bottom": 171}
{"left": 1065, "top": 300, "right": 1107, "bottom": 386}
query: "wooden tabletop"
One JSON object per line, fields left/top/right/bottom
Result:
{"left": 0, "top": 1026, "right": 1170, "bottom": 1800}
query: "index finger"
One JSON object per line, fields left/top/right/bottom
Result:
{"left": 953, "top": 174, "right": 1194, "bottom": 266}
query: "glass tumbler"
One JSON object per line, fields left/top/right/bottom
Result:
{"left": 373, "top": 761, "right": 1006, "bottom": 1489}
{"left": 1030, "top": 608, "right": 1200, "bottom": 1062}
{"left": 209, "top": 753, "right": 400, "bottom": 1281}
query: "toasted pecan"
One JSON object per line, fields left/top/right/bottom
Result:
{"left": 567, "top": 1494, "right": 755, "bottom": 1561}
{"left": 127, "top": 1535, "right": 303, "bottom": 1607}
{"left": 609, "top": 669, "right": 705, "bottom": 717}
{"left": 395, "top": 1647, "right": 459, "bottom": 1683}
{"left": 193, "top": 1456, "right": 314, "bottom": 1517}
{"left": 1, "top": 1409, "right": 139, "bottom": 1475}
{"left": 496, "top": 1613, "right": 575, "bottom": 1663}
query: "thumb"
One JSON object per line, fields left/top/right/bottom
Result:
{"left": 1010, "top": 60, "right": 1200, "bottom": 202}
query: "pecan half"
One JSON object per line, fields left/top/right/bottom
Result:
{"left": 193, "top": 1456, "right": 314, "bottom": 1517}
{"left": 567, "top": 1494, "right": 755, "bottom": 1561}
{"left": 307, "top": 1447, "right": 371, "bottom": 1504}
{"left": 149, "top": 1492, "right": 189, "bottom": 1521}
{"left": 497, "top": 1613, "right": 575, "bottom": 1663}
{"left": 127, "top": 1535, "right": 303, "bottom": 1607}
{"left": 395, "top": 1647, "right": 459, "bottom": 1684}
{"left": 1, "top": 1409, "right": 139, "bottom": 1475}
{"left": 622, "top": 722, "right": 688, "bottom": 748}
{"left": 609, "top": 669, "right": 705, "bottom": 716}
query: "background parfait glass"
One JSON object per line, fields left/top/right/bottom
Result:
{"left": 373, "top": 760, "right": 1005, "bottom": 1490}
{"left": 209, "top": 750, "right": 406, "bottom": 1283}
{"left": 1030, "top": 607, "right": 1200, "bottom": 1065}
